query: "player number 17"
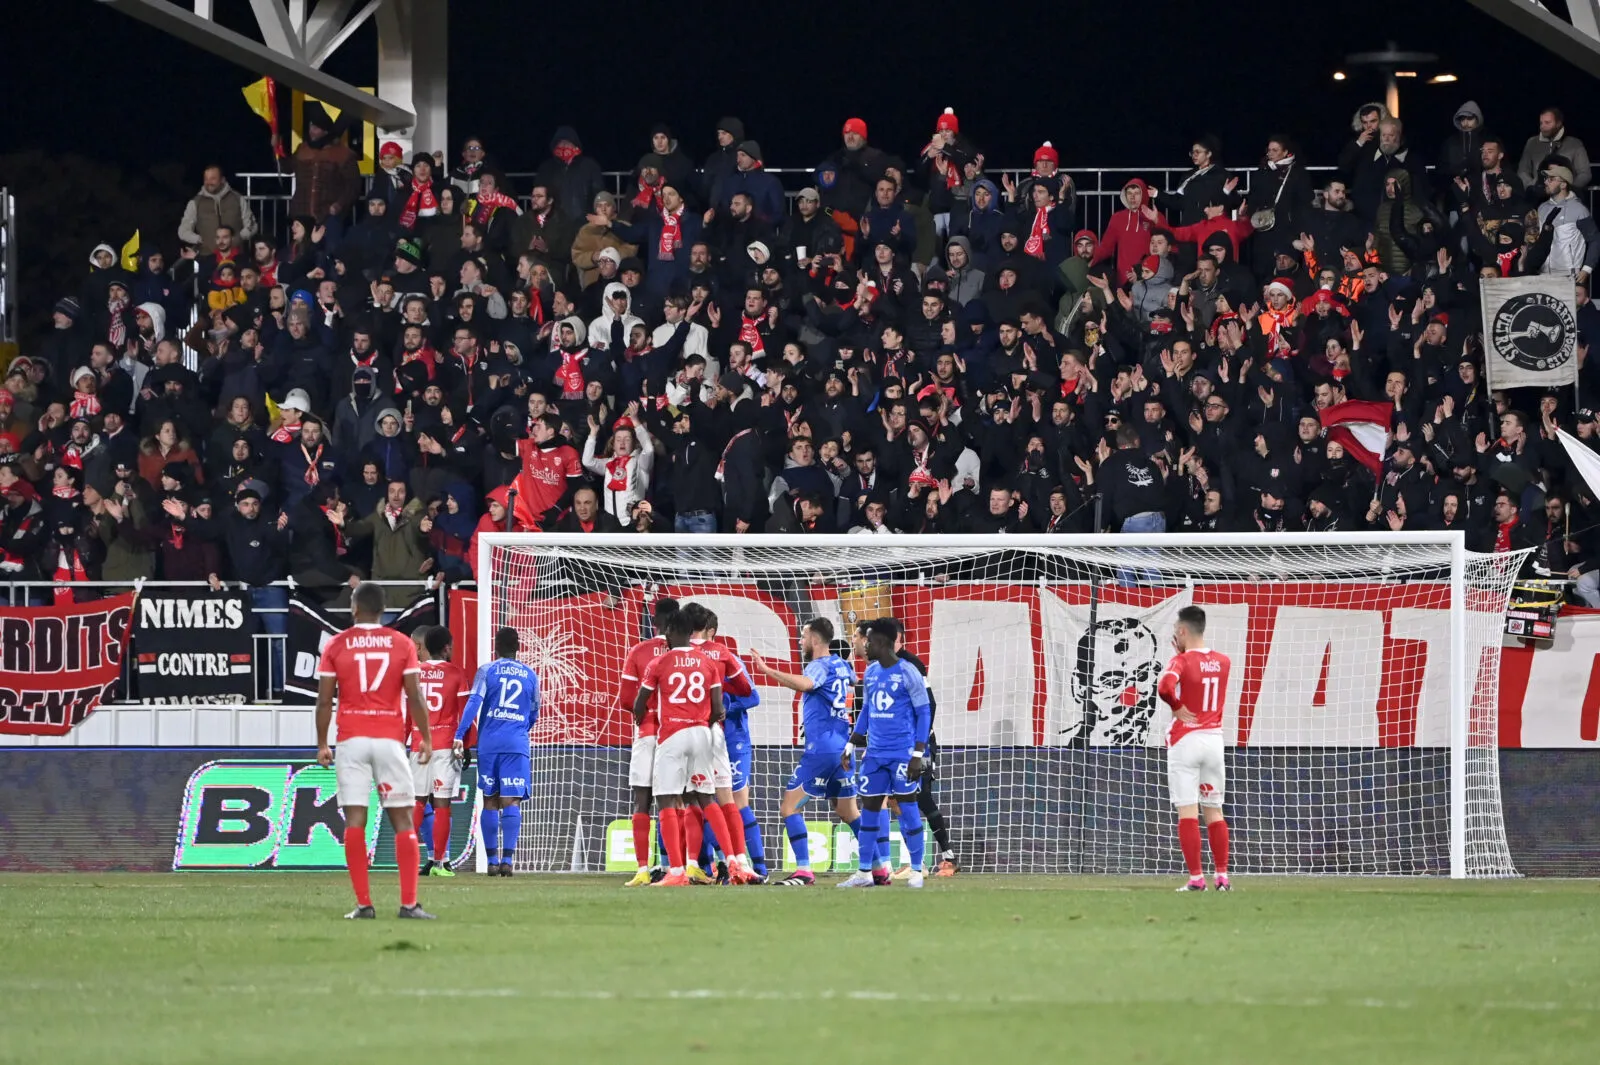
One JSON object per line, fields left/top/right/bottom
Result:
{"left": 354, "top": 652, "right": 389, "bottom": 693}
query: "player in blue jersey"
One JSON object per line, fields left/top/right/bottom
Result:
{"left": 453, "top": 627, "right": 540, "bottom": 877}
{"left": 841, "top": 618, "right": 931, "bottom": 889}
{"left": 752, "top": 617, "right": 863, "bottom": 886}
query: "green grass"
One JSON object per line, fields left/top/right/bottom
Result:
{"left": 1, "top": 873, "right": 1596, "bottom": 1065}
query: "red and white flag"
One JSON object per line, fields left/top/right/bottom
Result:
{"left": 1319, "top": 399, "right": 1392, "bottom": 475}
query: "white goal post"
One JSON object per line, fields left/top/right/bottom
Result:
{"left": 475, "top": 532, "right": 1527, "bottom": 879}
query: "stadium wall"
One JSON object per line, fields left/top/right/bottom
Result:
{"left": 0, "top": 747, "right": 1593, "bottom": 876}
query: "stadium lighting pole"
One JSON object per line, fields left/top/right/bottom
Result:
{"left": 1342, "top": 41, "right": 1440, "bottom": 118}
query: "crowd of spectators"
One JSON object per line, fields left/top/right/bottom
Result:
{"left": 6, "top": 97, "right": 1600, "bottom": 611}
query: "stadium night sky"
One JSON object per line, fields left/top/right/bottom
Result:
{"left": 5, "top": 1, "right": 1599, "bottom": 178}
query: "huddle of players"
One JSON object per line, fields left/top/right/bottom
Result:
{"left": 621, "top": 597, "right": 959, "bottom": 887}
{"left": 314, "top": 579, "right": 541, "bottom": 919}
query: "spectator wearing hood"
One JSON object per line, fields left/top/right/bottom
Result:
{"left": 361, "top": 404, "right": 414, "bottom": 487}
{"left": 701, "top": 117, "right": 746, "bottom": 206}
{"left": 1517, "top": 108, "right": 1592, "bottom": 191}
{"left": 534, "top": 126, "right": 606, "bottom": 220}
{"left": 1439, "top": 102, "right": 1487, "bottom": 180}
{"left": 709, "top": 140, "right": 785, "bottom": 223}
{"left": 179, "top": 167, "right": 258, "bottom": 255}
{"left": 1093, "top": 179, "right": 1165, "bottom": 284}
{"left": 588, "top": 282, "right": 645, "bottom": 351}
{"left": 941, "top": 235, "right": 986, "bottom": 307}
{"left": 289, "top": 105, "right": 361, "bottom": 247}
{"left": 950, "top": 178, "right": 1006, "bottom": 271}
{"left": 41, "top": 297, "right": 87, "bottom": 392}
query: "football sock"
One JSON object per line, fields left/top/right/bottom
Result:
{"left": 740, "top": 806, "right": 766, "bottom": 875}
{"left": 418, "top": 801, "right": 433, "bottom": 848}
{"left": 1178, "top": 817, "right": 1204, "bottom": 878}
{"left": 343, "top": 826, "right": 371, "bottom": 906}
{"left": 846, "top": 816, "right": 862, "bottom": 840}
{"left": 700, "top": 803, "right": 737, "bottom": 868}
{"left": 1207, "top": 819, "right": 1230, "bottom": 875}
{"left": 431, "top": 804, "right": 451, "bottom": 862}
{"left": 784, "top": 814, "right": 810, "bottom": 870}
{"left": 659, "top": 807, "right": 685, "bottom": 871}
{"left": 856, "top": 809, "right": 878, "bottom": 872}
{"left": 480, "top": 806, "right": 501, "bottom": 864}
{"left": 395, "top": 830, "right": 420, "bottom": 907}
{"left": 719, "top": 802, "right": 748, "bottom": 860}
{"left": 898, "top": 804, "right": 926, "bottom": 872}
{"left": 631, "top": 812, "right": 654, "bottom": 868}
{"left": 919, "top": 790, "right": 953, "bottom": 853}
{"left": 656, "top": 818, "right": 669, "bottom": 865}
{"left": 875, "top": 808, "right": 892, "bottom": 869}
{"left": 684, "top": 805, "right": 704, "bottom": 868}
{"left": 498, "top": 803, "right": 521, "bottom": 866}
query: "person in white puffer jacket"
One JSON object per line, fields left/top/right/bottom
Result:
{"left": 582, "top": 402, "right": 654, "bottom": 524}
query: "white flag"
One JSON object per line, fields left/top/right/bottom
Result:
{"left": 1557, "top": 428, "right": 1600, "bottom": 502}
{"left": 1480, "top": 275, "right": 1580, "bottom": 391}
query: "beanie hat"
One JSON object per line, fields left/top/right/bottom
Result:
{"left": 936, "top": 107, "right": 959, "bottom": 133}
{"left": 54, "top": 296, "right": 81, "bottom": 321}
{"left": 380, "top": 140, "right": 404, "bottom": 159}
{"left": 1264, "top": 278, "right": 1295, "bottom": 301}
{"left": 1034, "top": 141, "right": 1059, "bottom": 166}
{"left": 410, "top": 152, "right": 434, "bottom": 170}
{"left": 736, "top": 140, "right": 763, "bottom": 162}
{"left": 1141, "top": 256, "right": 1161, "bottom": 275}
{"left": 71, "top": 365, "right": 95, "bottom": 386}
{"left": 842, "top": 117, "right": 869, "bottom": 139}
{"left": 394, "top": 238, "right": 425, "bottom": 267}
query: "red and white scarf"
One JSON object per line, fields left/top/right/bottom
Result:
{"left": 70, "top": 391, "right": 101, "bottom": 420}
{"left": 1024, "top": 205, "right": 1051, "bottom": 259}
{"left": 908, "top": 446, "right": 938, "bottom": 486}
{"left": 738, "top": 315, "right": 766, "bottom": 355}
{"left": 716, "top": 428, "right": 754, "bottom": 481}
{"left": 107, "top": 296, "right": 128, "bottom": 348}
{"left": 398, "top": 178, "right": 438, "bottom": 230}
{"left": 556, "top": 349, "right": 586, "bottom": 396}
{"left": 301, "top": 440, "right": 323, "bottom": 486}
{"left": 632, "top": 175, "right": 663, "bottom": 212}
{"left": 470, "top": 189, "right": 518, "bottom": 227}
{"left": 605, "top": 453, "right": 632, "bottom": 492}
{"left": 659, "top": 205, "right": 684, "bottom": 261}
{"left": 54, "top": 545, "right": 89, "bottom": 602}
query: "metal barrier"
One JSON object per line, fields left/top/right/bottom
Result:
{"left": 0, "top": 578, "right": 439, "bottom": 748}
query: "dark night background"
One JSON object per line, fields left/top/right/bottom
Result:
{"left": 2, "top": 0, "right": 1597, "bottom": 339}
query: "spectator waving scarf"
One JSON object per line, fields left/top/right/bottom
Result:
{"left": 659, "top": 203, "right": 685, "bottom": 261}
{"left": 398, "top": 176, "right": 438, "bottom": 230}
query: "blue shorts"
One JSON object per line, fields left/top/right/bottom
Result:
{"left": 784, "top": 745, "right": 855, "bottom": 800}
{"left": 859, "top": 751, "right": 919, "bottom": 797}
{"left": 724, "top": 718, "right": 753, "bottom": 792}
{"left": 477, "top": 751, "right": 531, "bottom": 798}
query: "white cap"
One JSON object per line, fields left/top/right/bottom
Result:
{"left": 280, "top": 388, "right": 312, "bottom": 413}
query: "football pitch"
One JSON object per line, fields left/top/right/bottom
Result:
{"left": 1, "top": 874, "right": 1595, "bottom": 1065}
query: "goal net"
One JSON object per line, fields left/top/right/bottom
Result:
{"left": 475, "top": 533, "right": 1526, "bottom": 878}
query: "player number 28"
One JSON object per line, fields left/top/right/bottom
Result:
{"left": 665, "top": 670, "right": 706, "bottom": 705}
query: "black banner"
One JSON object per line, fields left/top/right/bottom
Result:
{"left": 132, "top": 590, "right": 256, "bottom": 704}
{"left": 283, "top": 591, "right": 441, "bottom": 704}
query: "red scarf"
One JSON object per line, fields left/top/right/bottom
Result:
{"left": 470, "top": 189, "right": 518, "bottom": 227}
{"left": 606, "top": 453, "right": 631, "bottom": 492}
{"left": 632, "top": 175, "right": 662, "bottom": 212}
{"left": 659, "top": 205, "right": 684, "bottom": 261}
{"left": 556, "top": 349, "right": 586, "bottom": 396}
{"left": 716, "top": 428, "right": 754, "bottom": 480}
{"left": 70, "top": 391, "right": 101, "bottom": 419}
{"left": 320, "top": 505, "right": 346, "bottom": 555}
{"left": 908, "top": 446, "right": 938, "bottom": 486}
{"left": 107, "top": 297, "right": 127, "bottom": 348}
{"left": 553, "top": 144, "right": 581, "bottom": 165}
{"left": 54, "top": 546, "right": 89, "bottom": 602}
{"left": 1024, "top": 205, "right": 1051, "bottom": 259}
{"left": 301, "top": 440, "right": 323, "bottom": 486}
{"left": 258, "top": 261, "right": 279, "bottom": 288}
{"left": 399, "top": 178, "right": 438, "bottom": 230}
{"left": 271, "top": 419, "right": 301, "bottom": 444}
{"left": 738, "top": 315, "right": 766, "bottom": 355}
{"left": 1495, "top": 518, "right": 1517, "bottom": 553}
{"left": 402, "top": 344, "right": 438, "bottom": 380}
{"left": 526, "top": 288, "right": 546, "bottom": 325}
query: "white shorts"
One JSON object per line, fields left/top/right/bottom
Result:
{"left": 335, "top": 736, "right": 413, "bottom": 808}
{"left": 628, "top": 734, "right": 658, "bottom": 789}
{"left": 710, "top": 725, "right": 733, "bottom": 790}
{"left": 1168, "top": 730, "right": 1226, "bottom": 808}
{"left": 652, "top": 726, "right": 715, "bottom": 796}
{"left": 409, "top": 748, "right": 462, "bottom": 800}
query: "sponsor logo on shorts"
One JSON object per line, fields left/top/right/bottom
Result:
{"left": 377, "top": 781, "right": 393, "bottom": 797}
{"left": 1199, "top": 783, "right": 1215, "bottom": 796}
{"left": 689, "top": 773, "right": 708, "bottom": 787}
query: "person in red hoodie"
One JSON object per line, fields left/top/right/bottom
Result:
{"left": 1163, "top": 198, "right": 1256, "bottom": 262}
{"left": 1093, "top": 178, "right": 1164, "bottom": 282}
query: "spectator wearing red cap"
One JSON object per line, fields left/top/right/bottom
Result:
{"left": 920, "top": 108, "right": 979, "bottom": 236}
{"left": 829, "top": 116, "right": 891, "bottom": 216}
{"left": 0, "top": 478, "right": 46, "bottom": 582}
{"left": 1010, "top": 142, "right": 1075, "bottom": 214}
{"left": 374, "top": 140, "right": 412, "bottom": 214}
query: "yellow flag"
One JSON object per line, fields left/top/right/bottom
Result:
{"left": 242, "top": 77, "right": 274, "bottom": 125}
{"left": 120, "top": 231, "right": 140, "bottom": 273}
{"left": 291, "top": 90, "right": 376, "bottom": 175}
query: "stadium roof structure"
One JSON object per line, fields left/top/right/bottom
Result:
{"left": 97, "top": 0, "right": 446, "bottom": 151}
{"left": 1467, "top": 0, "right": 1600, "bottom": 78}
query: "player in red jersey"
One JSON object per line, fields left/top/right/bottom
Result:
{"left": 411, "top": 626, "right": 471, "bottom": 877}
{"left": 1157, "top": 605, "right": 1233, "bottom": 893}
{"left": 617, "top": 597, "right": 679, "bottom": 886}
{"left": 632, "top": 612, "right": 742, "bottom": 887}
{"left": 682, "top": 603, "right": 758, "bottom": 884}
{"left": 316, "top": 582, "right": 436, "bottom": 919}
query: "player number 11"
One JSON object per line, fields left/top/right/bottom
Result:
{"left": 1201, "top": 676, "right": 1220, "bottom": 715}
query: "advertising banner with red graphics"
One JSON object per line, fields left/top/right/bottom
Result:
{"left": 0, "top": 593, "right": 136, "bottom": 736}
{"left": 1499, "top": 607, "right": 1600, "bottom": 749}
{"left": 489, "top": 581, "right": 1463, "bottom": 749}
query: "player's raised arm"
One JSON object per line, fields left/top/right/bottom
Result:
{"left": 1157, "top": 656, "right": 1183, "bottom": 709}
{"left": 752, "top": 651, "right": 817, "bottom": 693}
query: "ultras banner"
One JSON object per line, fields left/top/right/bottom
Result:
{"left": 0, "top": 593, "right": 135, "bottom": 736}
